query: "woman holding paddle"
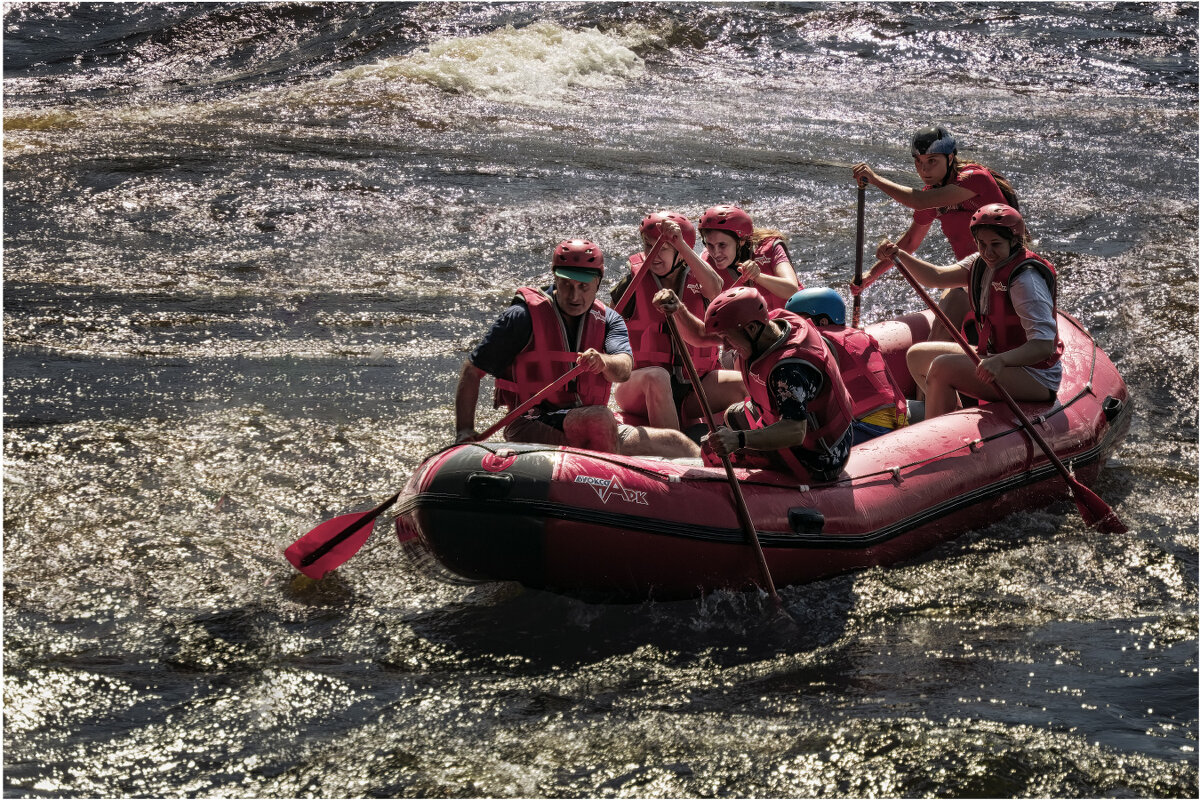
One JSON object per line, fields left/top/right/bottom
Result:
{"left": 699, "top": 204, "right": 801, "bottom": 311}
{"left": 610, "top": 211, "right": 745, "bottom": 431}
{"left": 851, "top": 125, "right": 1018, "bottom": 338}
{"left": 879, "top": 203, "right": 1062, "bottom": 420}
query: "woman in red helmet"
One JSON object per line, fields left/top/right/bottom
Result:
{"left": 851, "top": 125, "right": 1019, "bottom": 338}
{"left": 697, "top": 204, "right": 801, "bottom": 311}
{"left": 655, "top": 285, "right": 854, "bottom": 482}
{"left": 878, "top": 203, "right": 1062, "bottom": 420}
{"left": 610, "top": 212, "right": 744, "bottom": 431}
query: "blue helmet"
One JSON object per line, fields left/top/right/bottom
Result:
{"left": 786, "top": 288, "right": 845, "bottom": 326}
{"left": 911, "top": 124, "right": 957, "bottom": 157}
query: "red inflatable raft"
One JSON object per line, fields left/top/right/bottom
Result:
{"left": 395, "top": 310, "right": 1129, "bottom": 600}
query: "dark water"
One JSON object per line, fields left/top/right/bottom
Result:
{"left": 4, "top": 2, "right": 1197, "bottom": 796}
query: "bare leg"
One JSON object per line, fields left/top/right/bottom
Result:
{"left": 614, "top": 366, "right": 680, "bottom": 429}
{"left": 620, "top": 425, "right": 701, "bottom": 458}
{"left": 680, "top": 369, "right": 747, "bottom": 424}
{"left": 563, "top": 406, "right": 621, "bottom": 453}
{"left": 925, "top": 353, "right": 1056, "bottom": 420}
{"left": 906, "top": 341, "right": 961, "bottom": 398}
{"left": 929, "top": 287, "right": 971, "bottom": 342}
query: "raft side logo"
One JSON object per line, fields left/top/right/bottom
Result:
{"left": 573, "top": 474, "right": 649, "bottom": 505}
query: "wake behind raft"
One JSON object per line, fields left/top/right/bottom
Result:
{"left": 389, "top": 309, "right": 1129, "bottom": 601}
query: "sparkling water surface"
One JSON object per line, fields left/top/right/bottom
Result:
{"left": 4, "top": 3, "right": 1197, "bottom": 797}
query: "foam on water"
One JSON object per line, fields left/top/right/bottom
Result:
{"left": 331, "top": 20, "right": 645, "bottom": 106}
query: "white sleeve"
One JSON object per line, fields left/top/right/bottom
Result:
{"left": 1009, "top": 269, "right": 1058, "bottom": 342}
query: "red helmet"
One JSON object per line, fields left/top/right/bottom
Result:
{"left": 698, "top": 204, "right": 753, "bottom": 240}
{"left": 640, "top": 211, "right": 696, "bottom": 249}
{"left": 703, "top": 287, "right": 769, "bottom": 336}
{"left": 969, "top": 203, "right": 1025, "bottom": 240}
{"left": 552, "top": 239, "right": 604, "bottom": 281}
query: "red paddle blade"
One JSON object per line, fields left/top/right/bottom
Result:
{"left": 285, "top": 492, "right": 401, "bottom": 579}
{"left": 285, "top": 511, "right": 377, "bottom": 579}
{"left": 1072, "top": 481, "right": 1127, "bottom": 534}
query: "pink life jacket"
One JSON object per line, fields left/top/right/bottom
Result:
{"left": 967, "top": 249, "right": 1063, "bottom": 369}
{"left": 738, "top": 310, "right": 855, "bottom": 463}
{"left": 704, "top": 237, "right": 796, "bottom": 311}
{"left": 622, "top": 253, "right": 720, "bottom": 378}
{"left": 493, "top": 287, "right": 612, "bottom": 411}
{"left": 817, "top": 324, "right": 908, "bottom": 423}
{"left": 915, "top": 164, "right": 1008, "bottom": 259}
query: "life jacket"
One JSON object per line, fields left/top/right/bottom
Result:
{"left": 967, "top": 249, "right": 1063, "bottom": 369}
{"left": 704, "top": 237, "right": 794, "bottom": 311}
{"left": 818, "top": 324, "right": 908, "bottom": 424}
{"left": 493, "top": 287, "right": 613, "bottom": 411}
{"left": 737, "top": 310, "right": 855, "bottom": 470}
{"left": 622, "top": 253, "right": 721, "bottom": 379}
{"left": 918, "top": 165, "right": 1008, "bottom": 259}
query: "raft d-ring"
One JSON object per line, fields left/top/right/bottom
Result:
{"left": 962, "top": 437, "right": 983, "bottom": 451}
{"left": 889, "top": 466, "right": 902, "bottom": 482}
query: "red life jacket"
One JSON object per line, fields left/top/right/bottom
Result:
{"left": 917, "top": 165, "right": 1008, "bottom": 259}
{"left": 817, "top": 324, "right": 908, "bottom": 423}
{"left": 738, "top": 310, "right": 855, "bottom": 460}
{"left": 493, "top": 287, "right": 613, "bottom": 411}
{"left": 622, "top": 253, "right": 720, "bottom": 378}
{"left": 704, "top": 237, "right": 795, "bottom": 311}
{"left": 967, "top": 249, "right": 1063, "bottom": 369}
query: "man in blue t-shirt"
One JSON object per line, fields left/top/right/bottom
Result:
{"left": 454, "top": 239, "right": 699, "bottom": 457}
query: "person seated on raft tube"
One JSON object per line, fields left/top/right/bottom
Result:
{"left": 877, "top": 203, "right": 1062, "bottom": 421}
{"left": 850, "top": 124, "right": 1019, "bottom": 341}
{"left": 785, "top": 287, "right": 909, "bottom": 444}
{"left": 655, "top": 285, "right": 854, "bottom": 482}
{"left": 698, "top": 204, "right": 801, "bottom": 311}
{"left": 609, "top": 211, "right": 747, "bottom": 432}
{"left": 455, "top": 238, "right": 700, "bottom": 458}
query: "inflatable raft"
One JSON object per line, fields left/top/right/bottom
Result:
{"left": 394, "top": 310, "right": 1129, "bottom": 600}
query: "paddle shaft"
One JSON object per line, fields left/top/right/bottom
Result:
{"left": 611, "top": 233, "right": 668, "bottom": 316}
{"left": 662, "top": 313, "right": 781, "bottom": 604}
{"left": 889, "top": 258, "right": 1111, "bottom": 508}
{"left": 853, "top": 183, "right": 865, "bottom": 328}
{"left": 476, "top": 363, "right": 589, "bottom": 442}
{"left": 298, "top": 491, "right": 400, "bottom": 568}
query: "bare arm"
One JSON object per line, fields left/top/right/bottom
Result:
{"left": 707, "top": 418, "right": 809, "bottom": 457}
{"left": 652, "top": 289, "right": 720, "bottom": 348}
{"left": 579, "top": 349, "right": 632, "bottom": 384}
{"left": 878, "top": 240, "right": 970, "bottom": 289}
{"left": 852, "top": 162, "right": 976, "bottom": 210}
{"left": 853, "top": 221, "right": 932, "bottom": 294}
{"left": 454, "top": 361, "right": 486, "bottom": 443}
{"left": 665, "top": 223, "right": 725, "bottom": 300}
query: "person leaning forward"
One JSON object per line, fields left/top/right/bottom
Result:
{"left": 455, "top": 239, "right": 699, "bottom": 457}
{"left": 655, "top": 285, "right": 854, "bottom": 481}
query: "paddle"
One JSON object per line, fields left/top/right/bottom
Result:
{"left": 475, "top": 362, "right": 589, "bottom": 443}
{"left": 612, "top": 233, "right": 668, "bottom": 316}
{"left": 852, "top": 182, "right": 866, "bottom": 328}
{"left": 889, "top": 258, "right": 1126, "bottom": 534}
{"left": 661, "top": 311, "right": 784, "bottom": 606}
{"left": 285, "top": 491, "right": 401, "bottom": 580}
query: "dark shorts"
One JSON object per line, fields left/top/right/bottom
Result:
{"left": 504, "top": 407, "right": 633, "bottom": 447}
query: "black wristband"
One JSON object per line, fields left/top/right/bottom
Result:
{"left": 737, "top": 430, "right": 746, "bottom": 450}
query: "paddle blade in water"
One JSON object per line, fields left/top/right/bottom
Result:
{"left": 284, "top": 511, "right": 378, "bottom": 579}
{"left": 284, "top": 492, "right": 401, "bottom": 579}
{"left": 1073, "top": 481, "right": 1128, "bottom": 534}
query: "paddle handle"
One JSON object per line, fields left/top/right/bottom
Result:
{"left": 853, "top": 183, "right": 865, "bottom": 328}
{"left": 889, "top": 258, "right": 1096, "bottom": 496}
{"left": 663, "top": 313, "right": 781, "bottom": 604}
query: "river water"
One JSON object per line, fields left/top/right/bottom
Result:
{"left": 3, "top": 2, "right": 1197, "bottom": 797}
